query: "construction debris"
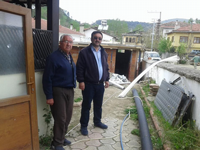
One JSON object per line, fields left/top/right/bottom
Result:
{"left": 149, "top": 84, "right": 159, "bottom": 96}
{"left": 109, "top": 73, "right": 130, "bottom": 85}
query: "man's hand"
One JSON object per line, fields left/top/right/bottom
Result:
{"left": 79, "top": 82, "right": 85, "bottom": 90}
{"left": 105, "top": 81, "right": 109, "bottom": 88}
{"left": 46, "top": 98, "right": 54, "bottom": 105}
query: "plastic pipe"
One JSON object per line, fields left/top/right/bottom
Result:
{"left": 120, "top": 112, "right": 130, "bottom": 150}
{"left": 118, "top": 55, "right": 179, "bottom": 98}
{"left": 109, "top": 80, "right": 125, "bottom": 90}
{"left": 132, "top": 89, "right": 153, "bottom": 150}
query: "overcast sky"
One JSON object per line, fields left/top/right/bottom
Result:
{"left": 59, "top": 0, "right": 199, "bottom": 24}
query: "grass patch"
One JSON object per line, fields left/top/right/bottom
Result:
{"left": 74, "top": 97, "right": 82, "bottom": 102}
{"left": 140, "top": 80, "right": 200, "bottom": 150}
{"left": 131, "top": 129, "right": 140, "bottom": 136}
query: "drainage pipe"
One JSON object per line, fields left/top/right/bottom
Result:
{"left": 132, "top": 89, "right": 153, "bottom": 150}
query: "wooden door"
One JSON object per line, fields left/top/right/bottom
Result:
{"left": 0, "top": 1, "right": 39, "bottom": 150}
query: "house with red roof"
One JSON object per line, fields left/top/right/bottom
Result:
{"left": 32, "top": 18, "right": 85, "bottom": 42}
{"left": 81, "top": 26, "right": 119, "bottom": 44}
{"left": 166, "top": 23, "right": 200, "bottom": 52}
{"left": 160, "top": 20, "right": 189, "bottom": 38}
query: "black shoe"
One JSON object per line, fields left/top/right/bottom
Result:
{"left": 94, "top": 122, "right": 108, "bottom": 129}
{"left": 80, "top": 127, "right": 88, "bottom": 136}
{"left": 63, "top": 139, "right": 71, "bottom": 146}
{"left": 50, "top": 141, "right": 66, "bottom": 150}
{"left": 50, "top": 141, "right": 55, "bottom": 150}
{"left": 54, "top": 146, "right": 65, "bottom": 150}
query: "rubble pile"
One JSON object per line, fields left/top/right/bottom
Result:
{"left": 109, "top": 73, "right": 130, "bottom": 84}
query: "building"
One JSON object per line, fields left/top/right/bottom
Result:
{"left": 167, "top": 23, "right": 200, "bottom": 52}
{"left": 160, "top": 21, "right": 189, "bottom": 38}
{"left": 32, "top": 18, "right": 85, "bottom": 42}
{"left": 82, "top": 27, "right": 119, "bottom": 44}
{"left": 122, "top": 31, "right": 143, "bottom": 46}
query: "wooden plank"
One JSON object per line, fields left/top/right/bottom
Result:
{"left": 0, "top": 95, "right": 30, "bottom": 107}
{"left": 0, "top": 102, "right": 32, "bottom": 150}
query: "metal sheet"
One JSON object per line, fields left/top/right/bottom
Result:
{"left": 155, "top": 80, "right": 184, "bottom": 125}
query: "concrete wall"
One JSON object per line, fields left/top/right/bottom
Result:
{"left": 145, "top": 62, "right": 200, "bottom": 129}
{"left": 35, "top": 72, "right": 49, "bottom": 136}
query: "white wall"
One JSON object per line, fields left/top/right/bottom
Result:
{"left": 147, "top": 64, "right": 200, "bottom": 129}
{"left": 35, "top": 72, "right": 51, "bottom": 136}
{"left": 84, "top": 29, "right": 119, "bottom": 44}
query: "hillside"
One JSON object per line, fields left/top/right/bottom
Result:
{"left": 34, "top": 7, "right": 190, "bottom": 41}
{"left": 161, "top": 18, "right": 188, "bottom": 24}
{"left": 95, "top": 20, "right": 152, "bottom": 32}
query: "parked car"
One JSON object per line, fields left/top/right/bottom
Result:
{"left": 191, "top": 50, "right": 200, "bottom": 54}
{"left": 143, "top": 51, "right": 161, "bottom": 61}
{"left": 188, "top": 50, "right": 200, "bottom": 60}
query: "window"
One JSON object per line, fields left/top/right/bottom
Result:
{"left": 129, "top": 38, "right": 131, "bottom": 42}
{"left": 138, "top": 37, "right": 141, "bottom": 43}
{"left": 172, "top": 36, "right": 174, "bottom": 42}
{"left": 194, "top": 37, "right": 200, "bottom": 43}
{"left": 179, "top": 36, "right": 188, "bottom": 43}
{"left": 167, "top": 37, "right": 170, "bottom": 41}
{"left": 126, "top": 37, "right": 128, "bottom": 42}
{"left": 132, "top": 38, "right": 135, "bottom": 43}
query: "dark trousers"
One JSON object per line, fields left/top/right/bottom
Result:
{"left": 80, "top": 83, "right": 105, "bottom": 127}
{"left": 50, "top": 87, "right": 74, "bottom": 146}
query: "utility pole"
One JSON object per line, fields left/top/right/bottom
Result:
{"left": 148, "top": 11, "right": 162, "bottom": 51}
{"left": 151, "top": 20, "right": 155, "bottom": 51}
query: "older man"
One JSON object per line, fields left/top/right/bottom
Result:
{"left": 76, "top": 31, "right": 109, "bottom": 136}
{"left": 42, "top": 34, "right": 76, "bottom": 150}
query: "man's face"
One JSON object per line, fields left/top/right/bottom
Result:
{"left": 91, "top": 33, "right": 102, "bottom": 47}
{"left": 59, "top": 36, "right": 73, "bottom": 54}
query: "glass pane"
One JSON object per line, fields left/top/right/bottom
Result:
{"left": 0, "top": 11, "right": 27, "bottom": 99}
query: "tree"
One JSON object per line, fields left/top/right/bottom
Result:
{"left": 158, "top": 38, "right": 172, "bottom": 53}
{"left": 195, "top": 18, "right": 200, "bottom": 24}
{"left": 188, "top": 18, "right": 194, "bottom": 24}
{"left": 133, "top": 24, "right": 144, "bottom": 32}
{"left": 176, "top": 43, "right": 186, "bottom": 63}
{"left": 107, "top": 19, "right": 129, "bottom": 42}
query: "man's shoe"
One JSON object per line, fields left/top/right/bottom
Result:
{"left": 50, "top": 141, "right": 55, "bottom": 150}
{"left": 63, "top": 139, "right": 71, "bottom": 146}
{"left": 94, "top": 122, "right": 108, "bottom": 129}
{"left": 54, "top": 146, "right": 65, "bottom": 150}
{"left": 80, "top": 127, "right": 88, "bottom": 136}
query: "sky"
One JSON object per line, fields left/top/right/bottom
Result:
{"left": 59, "top": 0, "right": 199, "bottom": 24}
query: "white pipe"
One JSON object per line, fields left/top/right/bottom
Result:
{"left": 118, "top": 55, "right": 180, "bottom": 98}
{"left": 109, "top": 80, "right": 125, "bottom": 90}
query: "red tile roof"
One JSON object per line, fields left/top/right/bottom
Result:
{"left": 161, "top": 21, "right": 189, "bottom": 28}
{"left": 32, "top": 18, "right": 84, "bottom": 36}
{"left": 176, "top": 24, "right": 200, "bottom": 31}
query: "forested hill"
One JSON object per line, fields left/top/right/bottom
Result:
{"left": 95, "top": 20, "right": 152, "bottom": 31}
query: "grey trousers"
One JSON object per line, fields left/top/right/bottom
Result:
{"left": 50, "top": 87, "right": 74, "bottom": 146}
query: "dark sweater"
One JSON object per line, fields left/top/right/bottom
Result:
{"left": 42, "top": 49, "right": 76, "bottom": 99}
{"left": 76, "top": 44, "right": 109, "bottom": 83}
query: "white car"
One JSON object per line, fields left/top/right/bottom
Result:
{"left": 143, "top": 51, "right": 161, "bottom": 61}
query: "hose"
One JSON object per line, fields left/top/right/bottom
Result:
{"left": 120, "top": 111, "right": 130, "bottom": 150}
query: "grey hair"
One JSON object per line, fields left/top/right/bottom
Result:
{"left": 60, "top": 34, "right": 73, "bottom": 41}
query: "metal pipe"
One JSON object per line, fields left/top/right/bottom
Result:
{"left": 132, "top": 89, "right": 153, "bottom": 150}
